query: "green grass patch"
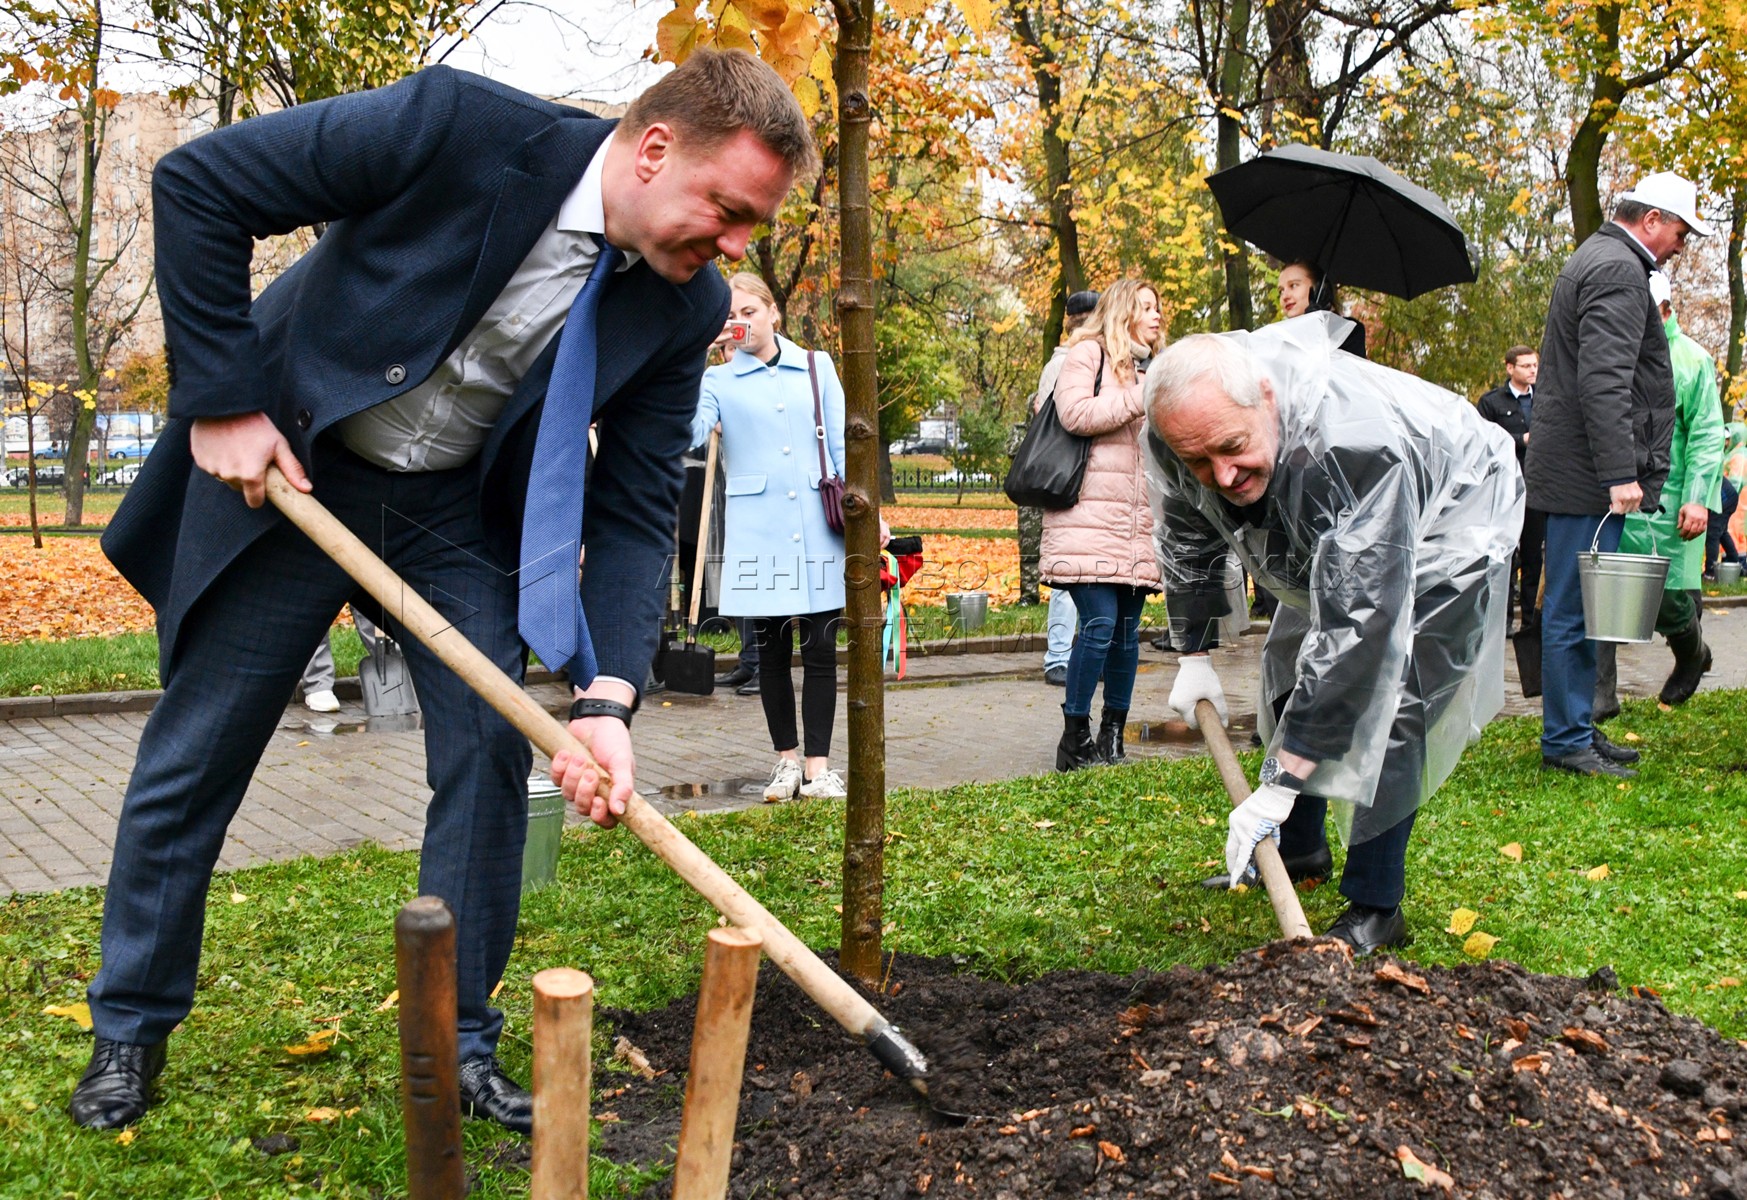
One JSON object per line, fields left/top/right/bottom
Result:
{"left": 0, "top": 490, "right": 126, "bottom": 520}
{"left": 0, "top": 628, "right": 369, "bottom": 698}
{"left": 3, "top": 693, "right": 1743, "bottom": 1194}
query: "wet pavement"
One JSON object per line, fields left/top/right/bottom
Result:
{"left": 4, "top": 609, "right": 1745, "bottom": 896}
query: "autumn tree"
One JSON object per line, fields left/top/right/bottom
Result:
{"left": 1, "top": 0, "right": 158, "bottom": 526}
{"left": 147, "top": 0, "right": 491, "bottom": 124}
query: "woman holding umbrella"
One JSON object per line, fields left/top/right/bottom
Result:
{"left": 1277, "top": 261, "right": 1367, "bottom": 357}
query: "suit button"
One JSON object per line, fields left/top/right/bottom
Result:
{"left": 385, "top": 364, "right": 407, "bottom": 385}
{"left": 296, "top": 409, "right": 312, "bottom": 430}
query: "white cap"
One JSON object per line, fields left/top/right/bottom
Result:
{"left": 1648, "top": 270, "right": 1672, "bottom": 306}
{"left": 1619, "top": 172, "right": 1713, "bottom": 237}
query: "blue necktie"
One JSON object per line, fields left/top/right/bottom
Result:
{"left": 518, "top": 236, "right": 623, "bottom": 682}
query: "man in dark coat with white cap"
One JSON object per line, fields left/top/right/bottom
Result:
{"left": 1526, "top": 172, "right": 1708, "bottom": 778}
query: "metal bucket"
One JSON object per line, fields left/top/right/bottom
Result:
{"left": 1578, "top": 513, "right": 1669, "bottom": 643}
{"left": 522, "top": 774, "right": 565, "bottom": 893}
{"left": 946, "top": 591, "right": 989, "bottom": 634}
{"left": 1717, "top": 561, "right": 1744, "bottom": 586}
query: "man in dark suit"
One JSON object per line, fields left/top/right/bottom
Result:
{"left": 73, "top": 50, "right": 815, "bottom": 1133}
{"left": 1526, "top": 172, "right": 1704, "bottom": 779}
{"left": 1477, "top": 344, "right": 1542, "bottom": 632}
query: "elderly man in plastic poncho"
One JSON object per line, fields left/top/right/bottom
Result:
{"left": 1147, "top": 315, "right": 1522, "bottom": 954}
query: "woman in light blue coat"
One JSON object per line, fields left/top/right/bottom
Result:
{"left": 692, "top": 273, "right": 847, "bottom": 802}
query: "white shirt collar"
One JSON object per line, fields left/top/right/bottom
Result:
{"left": 556, "top": 131, "right": 642, "bottom": 270}
{"left": 1510, "top": 384, "right": 1532, "bottom": 398}
{"left": 1614, "top": 221, "right": 1657, "bottom": 267}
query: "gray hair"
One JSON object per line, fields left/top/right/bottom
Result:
{"left": 1144, "top": 333, "right": 1267, "bottom": 419}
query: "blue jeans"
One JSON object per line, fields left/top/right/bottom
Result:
{"left": 1541, "top": 512, "right": 1621, "bottom": 756}
{"left": 1043, "top": 588, "right": 1077, "bottom": 670}
{"left": 1062, "top": 583, "right": 1147, "bottom": 716}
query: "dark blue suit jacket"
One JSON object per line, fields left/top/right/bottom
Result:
{"left": 102, "top": 67, "right": 729, "bottom": 687}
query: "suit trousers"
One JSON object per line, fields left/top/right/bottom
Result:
{"left": 1541, "top": 512, "right": 1620, "bottom": 756}
{"left": 88, "top": 439, "right": 532, "bottom": 1060}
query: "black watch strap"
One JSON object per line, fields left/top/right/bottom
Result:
{"left": 569, "top": 697, "right": 634, "bottom": 727}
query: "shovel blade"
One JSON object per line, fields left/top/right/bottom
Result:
{"left": 664, "top": 643, "right": 716, "bottom": 695}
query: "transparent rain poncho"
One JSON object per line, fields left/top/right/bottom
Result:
{"left": 1146, "top": 313, "right": 1523, "bottom": 844}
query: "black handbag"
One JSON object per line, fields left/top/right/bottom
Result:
{"left": 1003, "top": 346, "right": 1102, "bottom": 510}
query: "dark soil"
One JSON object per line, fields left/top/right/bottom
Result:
{"left": 599, "top": 943, "right": 1747, "bottom": 1199}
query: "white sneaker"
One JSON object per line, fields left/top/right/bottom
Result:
{"left": 800, "top": 769, "right": 847, "bottom": 799}
{"left": 763, "top": 758, "right": 803, "bottom": 802}
{"left": 303, "top": 689, "right": 341, "bottom": 713}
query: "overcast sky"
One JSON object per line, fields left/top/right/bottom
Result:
{"left": 426, "top": 0, "right": 668, "bottom": 102}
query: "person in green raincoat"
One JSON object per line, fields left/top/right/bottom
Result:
{"left": 1599, "top": 271, "right": 1724, "bottom": 713}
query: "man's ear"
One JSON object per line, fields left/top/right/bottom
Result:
{"left": 632, "top": 121, "right": 676, "bottom": 184}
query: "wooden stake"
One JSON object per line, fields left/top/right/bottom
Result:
{"left": 395, "top": 897, "right": 465, "bottom": 1200}
{"left": 1196, "top": 701, "right": 1315, "bottom": 940}
{"left": 671, "top": 928, "right": 764, "bottom": 1200}
{"left": 530, "top": 969, "right": 594, "bottom": 1200}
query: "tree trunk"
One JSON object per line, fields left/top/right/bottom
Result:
{"left": 1217, "top": 0, "right": 1254, "bottom": 330}
{"left": 1011, "top": 0, "right": 1084, "bottom": 355}
{"left": 1727, "top": 185, "right": 1745, "bottom": 416}
{"left": 1018, "top": 505, "right": 1042, "bottom": 605}
{"left": 832, "top": 0, "right": 886, "bottom": 987}
{"left": 1259, "top": 0, "right": 1317, "bottom": 148}
{"left": 1566, "top": 2, "right": 1622, "bottom": 247}
{"left": 878, "top": 438, "right": 895, "bottom": 504}
{"left": 62, "top": 28, "right": 106, "bottom": 528}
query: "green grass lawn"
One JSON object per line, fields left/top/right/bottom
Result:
{"left": 0, "top": 628, "right": 370, "bottom": 698}
{"left": 2, "top": 693, "right": 1744, "bottom": 1195}
{"left": 2, "top": 603, "right": 1171, "bottom": 697}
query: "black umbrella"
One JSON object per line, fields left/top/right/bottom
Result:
{"left": 1206, "top": 144, "right": 1476, "bottom": 300}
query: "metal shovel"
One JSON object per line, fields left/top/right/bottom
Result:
{"left": 263, "top": 467, "right": 933, "bottom": 1095}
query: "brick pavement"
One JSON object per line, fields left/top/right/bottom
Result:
{"left": 4, "top": 609, "right": 1745, "bottom": 896}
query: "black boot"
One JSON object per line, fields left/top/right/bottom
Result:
{"left": 1055, "top": 714, "right": 1101, "bottom": 771}
{"left": 1660, "top": 620, "right": 1710, "bottom": 706}
{"left": 1096, "top": 707, "right": 1128, "bottom": 765}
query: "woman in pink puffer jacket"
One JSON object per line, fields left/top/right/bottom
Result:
{"left": 1039, "top": 278, "right": 1165, "bottom": 770}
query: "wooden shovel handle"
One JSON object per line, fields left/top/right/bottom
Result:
{"left": 1195, "top": 701, "right": 1314, "bottom": 941}
{"left": 264, "top": 467, "right": 897, "bottom": 1046}
{"left": 685, "top": 430, "right": 719, "bottom": 638}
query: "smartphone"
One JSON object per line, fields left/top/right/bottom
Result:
{"left": 727, "top": 319, "right": 751, "bottom": 341}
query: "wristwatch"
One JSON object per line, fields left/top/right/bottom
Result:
{"left": 1258, "top": 756, "right": 1307, "bottom": 792}
{"left": 569, "top": 697, "right": 634, "bottom": 727}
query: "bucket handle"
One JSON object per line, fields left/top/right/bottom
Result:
{"left": 1589, "top": 506, "right": 1664, "bottom": 557}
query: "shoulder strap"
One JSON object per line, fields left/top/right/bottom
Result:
{"left": 808, "top": 351, "right": 834, "bottom": 477}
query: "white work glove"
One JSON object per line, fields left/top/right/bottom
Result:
{"left": 1224, "top": 783, "right": 1298, "bottom": 887}
{"left": 1169, "top": 653, "right": 1228, "bottom": 730}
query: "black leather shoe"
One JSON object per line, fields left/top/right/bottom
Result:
{"left": 735, "top": 675, "right": 761, "bottom": 696}
{"left": 1201, "top": 842, "right": 1333, "bottom": 890}
{"left": 1541, "top": 747, "right": 1637, "bottom": 779}
{"left": 1589, "top": 727, "right": 1640, "bottom": 765}
{"left": 714, "top": 663, "right": 755, "bottom": 689}
{"left": 1095, "top": 707, "right": 1128, "bottom": 765}
{"left": 1044, "top": 665, "right": 1067, "bottom": 686}
{"left": 69, "top": 1037, "right": 166, "bottom": 1130}
{"left": 1325, "top": 904, "right": 1410, "bottom": 956}
{"left": 459, "top": 1054, "right": 532, "bottom": 1136}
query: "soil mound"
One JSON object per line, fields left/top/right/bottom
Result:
{"left": 600, "top": 943, "right": 1746, "bottom": 1198}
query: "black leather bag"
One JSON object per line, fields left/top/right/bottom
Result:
{"left": 1003, "top": 347, "right": 1101, "bottom": 510}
